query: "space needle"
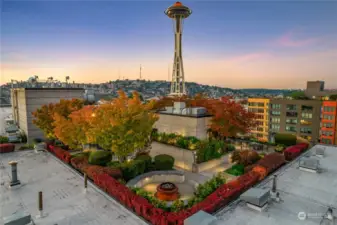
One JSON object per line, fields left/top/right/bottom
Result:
{"left": 165, "top": 2, "right": 192, "bottom": 96}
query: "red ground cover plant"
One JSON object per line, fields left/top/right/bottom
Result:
{"left": 254, "top": 153, "right": 286, "bottom": 176}
{"left": 47, "top": 144, "right": 289, "bottom": 225}
{"left": 283, "top": 146, "right": 302, "bottom": 161}
{"left": 0, "top": 143, "right": 15, "bottom": 153}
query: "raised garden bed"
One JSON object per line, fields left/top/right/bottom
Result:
{"left": 46, "top": 143, "right": 294, "bottom": 225}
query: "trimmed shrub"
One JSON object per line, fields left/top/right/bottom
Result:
{"left": 18, "top": 144, "right": 34, "bottom": 150}
{"left": 227, "top": 144, "right": 236, "bottom": 152}
{"left": 0, "top": 136, "right": 9, "bottom": 144}
{"left": 154, "top": 154, "right": 175, "bottom": 170}
{"left": 88, "top": 151, "right": 112, "bottom": 166}
{"left": 284, "top": 146, "right": 301, "bottom": 161}
{"left": 135, "top": 154, "right": 152, "bottom": 171}
{"left": 107, "top": 161, "right": 121, "bottom": 168}
{"left": 0, "top": 143, "right": 15, "bottom": 153}
{"left": 230, "top": 150, "right": 260, "bottom": 166}
{"left": 225, "top": 164, "right": 244, "bottom": 176}
{"left": 275, "top": 133, "right": 297, "bottom": 146}
{"left": 121, "top": 160, "right": 143, "bottom": 181}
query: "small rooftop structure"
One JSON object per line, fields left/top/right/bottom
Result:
{"left": 240, "top": 188, "right": 270, "bottom": 211}
{"left": 298, "top": 157, "right": 321, "bottom": 173}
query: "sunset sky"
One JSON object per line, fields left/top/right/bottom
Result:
{"left": 1, "top": 1, "right": 337, "bottom": 89}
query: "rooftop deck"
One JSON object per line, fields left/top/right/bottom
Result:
{"left": 214, "top": 144, "right": 337, "bottom": 225}
{"left": 0, "top": 150, "right": 147, "bottom": 225}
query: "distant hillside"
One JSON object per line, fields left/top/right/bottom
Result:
{"left": 110, "top": 80, "right": 245, "bottom": 99}
{"left": 239, "top": 88, "right": 296, "bottom": 96}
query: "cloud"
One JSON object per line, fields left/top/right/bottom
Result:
{"left": 225, "top": 52, "right": 272, "bottom": 64}
{"left": 274, "top": 31, "right": 318, "bottom": 47}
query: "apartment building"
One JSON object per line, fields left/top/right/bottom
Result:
{"left": 320, "top": 101, "right": 337, "bottom": 145}
{"left": 11, "top": 88, "right": 84, "bottom": 142}
{"left": 247, "top": 98, "right": 270, "bottom": 141}
{"left": 269, "top": 99, "right": 321, "bottom": 143}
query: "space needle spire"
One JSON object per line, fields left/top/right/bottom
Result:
{"left": 165, "top": 2, "right": 192, "bottom": 96}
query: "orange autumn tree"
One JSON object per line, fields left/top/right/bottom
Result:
{"left": 32, "top": 99, "right": 84, "bottom": 139}
{"left": 91, "top": 90, "right": 158, "bottom": 162}
{"left": 53, "top": 105, "right": 96, "bottom": 149}
{"left": 153, "top": 94, "right": 256, "bottom": 140}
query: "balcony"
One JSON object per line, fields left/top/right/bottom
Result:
{"left": 286, "top": 112, "right": 298, "bottom": 117}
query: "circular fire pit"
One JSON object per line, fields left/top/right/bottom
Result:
{"left": 155, "top": 182, "right": 180, "bottom": 201}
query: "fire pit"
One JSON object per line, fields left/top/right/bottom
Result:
{"left": 155, "top": 182, "right": 180, "bottom": 201}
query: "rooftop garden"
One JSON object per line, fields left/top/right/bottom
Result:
{"left": 29, "top": 91, "right": 311, "bottom": 224}
{"left": 152, "top": 131, "right": 236, "bottom": 163}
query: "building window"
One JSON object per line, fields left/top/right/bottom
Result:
{"left": 256, "top": 133, "right": 263, "bottom": 137}
{"left": 300, "top": 127, "right": 312, "bottom": 134}
{"left": 323, "top": 114, "right": 335, "bottom": 120}
{"left": 321, "top": 138, "right": 332, "bottom": 144}
{"left": 286, "top": 104, "right": 297, "bottom": 111}
{"left": 321, "top": 131, "right": 333, "bottom": 136}
{"left": 301, "top": 112, "right": 312, "bottom": 119}
{"left": 257, "top": 127, "right": 264, "bottom": 132}
{"left": 286, "top": 118, "right": 297, "bottom": 124}
{"left": 323, "top": 122, "right": 333, "bottom": 128}
{"left": 271, "top": 124, "right": 280, "bottom": 131}
{"left": 256, "top": 115, "right": 264, "bottom": 120}
{"left": 286, "top": 125, "right": 296, "bottom": 132}
{"left": 300, "top": 120, "right": 312, "bottom": 125}
{"left": 323, "top": 106, "right": 336, "bottom": 112}
{"left": 286, "top": 112, "right": 298, "bottom": 117}
{"left": 271, "top": 111, "right": 281, "bottom": 116}
{"left": 271, "top": 104, "right": 281, "bottom": 110}
{"left": 301, "top": 105, "right": 313, "bottom": 111}
{"left": 271, "top": 117, "right": 280, "bottom": 123}
{"left": 256, "top": 121, "right": 264, "bottom": 126}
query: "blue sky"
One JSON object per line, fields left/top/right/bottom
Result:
{"left": 1, "top": 1, "right": 337, "bottom": 88}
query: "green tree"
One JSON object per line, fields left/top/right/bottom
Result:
{"left": 289, "top": 91, "right": 309, "bottom": 100}
{"left": 329, "top": 94, "right": 337, "bottom": 100}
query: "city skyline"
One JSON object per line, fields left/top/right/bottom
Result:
{"left": 1, "top": 1, "right": 337, "bottom": 88}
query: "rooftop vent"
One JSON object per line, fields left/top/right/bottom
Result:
{"left": 315, "top": 147, "right": 325, "bottom": 157}
{"left": 299, "top": 157, "right": 320, "bottom": 173}
{"left": 240, "top": 188, "right": 270, "bottom": 212}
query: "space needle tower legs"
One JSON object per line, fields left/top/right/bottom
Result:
{"left": 165, "top": 2, "right": 192, "bottom": 96}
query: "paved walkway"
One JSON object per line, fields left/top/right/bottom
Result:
{"left": 0, "top": 150, "right": 147, "bottom": 225}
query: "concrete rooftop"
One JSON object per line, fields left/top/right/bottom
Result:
{"left": 0, "top": 150, "right": 147, "bottom": 225}
{"left": 214, "top": 144, "right": 337, "bottom": 225}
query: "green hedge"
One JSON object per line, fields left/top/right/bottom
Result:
{"left": 225, "top": 164, "right": 244, "bottom": 176}
{"left": 197, "top": 140, "right": 225, "bottom": 163}
{"left": 135, "top": 154, "right": 152, "bottom": 172}
{"left": 153, "top": 132, "right": 200, "bottom": 150}
{"left": 0, "top": 136, "right": 9, "bottom": 144}
{"left": 275, "top": 133, "right": 297, "bottom": 146}
{"left": 154, "top": 154, "right": 175, "bottom": 170}
{"left": 88, "top": 151, "right": 112, "bottom": 166}
{"left": 121, "top": 159, "right": 146, "bottom": 181}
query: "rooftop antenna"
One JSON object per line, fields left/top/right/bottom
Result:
{"left": 140, "top": 64, "right": 142, "bottom": 80}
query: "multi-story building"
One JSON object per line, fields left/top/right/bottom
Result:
{"left": 11, "top": 88, "right": 84, "bottom": 142}
{"left": 247, "top": 98, "right": 270, "bottom": 141}
{"left": 269, "top": 99, "right": 321, "bottom": 143}
{"left": 320, "top": 101, "right": 337, "bottom": 144}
